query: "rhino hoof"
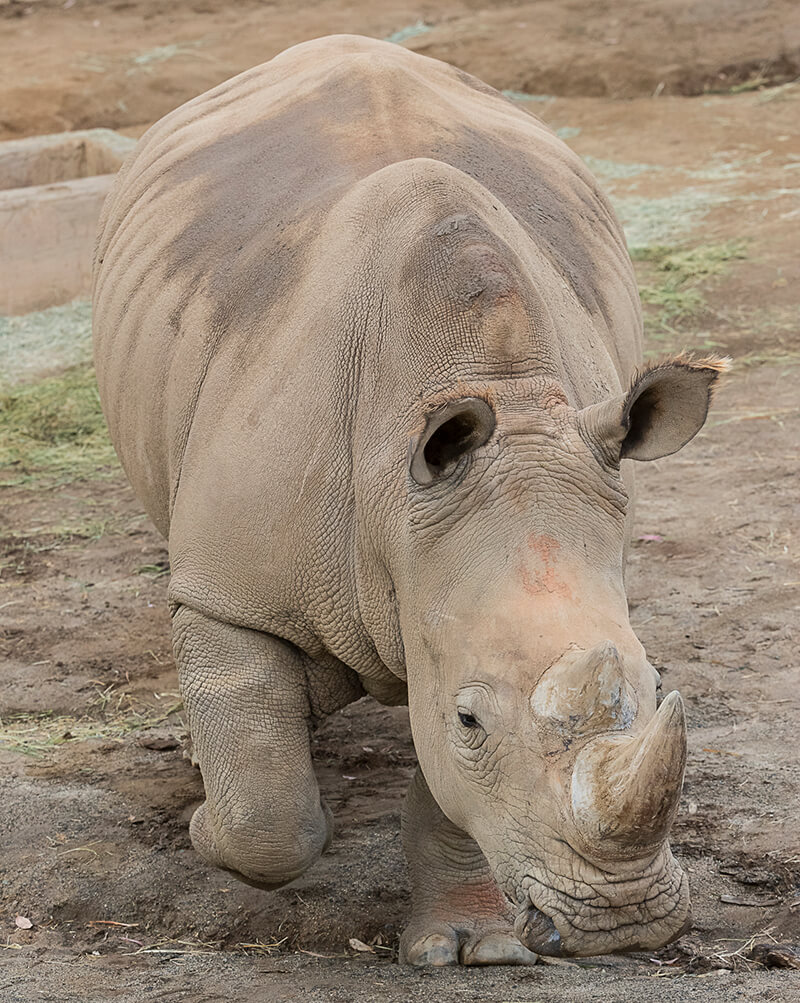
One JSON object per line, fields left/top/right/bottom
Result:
{"left": 461, "top": 931, "right": 540, "bottom": 966}
{"left": 403, "top": 932, "right": 459, "bottom": 967}
{"left": 402, "top": 925, "right": 540, "bottom": 967}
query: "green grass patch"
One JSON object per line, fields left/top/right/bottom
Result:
{"left": 631, "top": 241, "right": 749, "bottom": 279}
{"left": 384, "top": 21, "right": 431, "bottom": 45}
{"left": 0, "top": 299, "right": 93, "bottom": 384}
{"left": 0, "top": 363, "right": 118, "bottom": 487}
{"left": 639, "top": 279, "right": 705, "bottom": 322}
{"left": 633, "top": 240, "right": 748, "bottom": 333}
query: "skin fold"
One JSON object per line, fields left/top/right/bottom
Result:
{"left": 93, "top": 34, "right": 726, "bottom": 965}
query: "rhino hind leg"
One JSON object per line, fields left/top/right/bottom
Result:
{"left": 400, "top": 769, "right": 539, "bottom": 967}
{"left": 172, "top": 605, "right": 331, "bottom": 889}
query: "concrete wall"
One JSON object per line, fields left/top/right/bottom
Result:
{"left": 0, "top": 129, "right": 136, "bottom": 316}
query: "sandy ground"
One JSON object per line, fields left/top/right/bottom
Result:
{"left": 1, "top": 2, "right": 799, "bottom": 1001}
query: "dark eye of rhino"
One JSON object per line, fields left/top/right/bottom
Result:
{"left": 458, "top": 710, "right": 479, "bottom": 728}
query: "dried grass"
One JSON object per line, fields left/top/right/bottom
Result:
{"left": 0, "top": 687, "right": 182, "bottom": 758}
{"left": 0, "top": 363, "right": 117, "bottom": 488}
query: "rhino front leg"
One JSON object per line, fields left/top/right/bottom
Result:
{"left": 400, "top": 768, "right": 539, "bottom": 967}
{"left": 172, "top": 605, "right": 331, "bottom": 888}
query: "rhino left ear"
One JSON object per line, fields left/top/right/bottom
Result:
{"left": 582, "top": 355, "right": 731, "bottom": 462}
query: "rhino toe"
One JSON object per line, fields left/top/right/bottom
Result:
{"left": 461, "top": 930, "right": 539, "bottom": 966}
{"left": 402, "top": 931, "right": 459, "bottom": 967}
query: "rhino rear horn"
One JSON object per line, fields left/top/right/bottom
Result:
{"left": 531, "top": 641, "right": 637, "bottom": 738}
{"left": 570, "top": 691, "right": 687, "bottom": 854}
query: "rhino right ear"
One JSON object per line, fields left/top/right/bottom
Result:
{"left": 581, "top": 355, "right": 730, "bottom": 463}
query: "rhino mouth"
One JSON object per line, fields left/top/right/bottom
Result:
{"left": 513, "top": 851, "right": 691, "bottom": 957}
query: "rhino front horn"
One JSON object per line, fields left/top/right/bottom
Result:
{"left": 570, "top": 691, "right": 687, "bottom": 854}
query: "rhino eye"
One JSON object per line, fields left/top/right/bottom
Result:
{"left": 458, "top": 710, "right": 479, "bottom": 729}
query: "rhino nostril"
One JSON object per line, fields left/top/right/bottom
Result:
{"left": 514, "top": 903, "right": 562, "bottom": 956}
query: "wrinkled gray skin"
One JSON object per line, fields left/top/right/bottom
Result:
{"left": 93, "top": 35, "right": 725, "bottom": 965}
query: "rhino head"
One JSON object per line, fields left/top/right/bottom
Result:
{"left": 385, "top": 355, "right": 727, "bottom": 957}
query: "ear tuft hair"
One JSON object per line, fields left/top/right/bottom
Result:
{"left": 631, "top": 353, "right": 732, "bottom": 399}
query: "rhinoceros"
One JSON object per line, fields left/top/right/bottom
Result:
{"left": 92, "top": 34, "right": 727, "bottom": 965}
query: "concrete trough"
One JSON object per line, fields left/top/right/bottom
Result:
{"left": 0, "top": 129, "right": 136, "bottom": 315}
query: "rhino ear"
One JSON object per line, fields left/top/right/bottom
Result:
{"left": 582, "top": 355, "right": 731, "bottom": 462}
{"left": 409, "top": 397, "right": 496, "bottom": 485}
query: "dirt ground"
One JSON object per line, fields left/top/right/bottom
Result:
{"left": 1, "top": 0, "right": 800, "bottom": 140}
{"left": 1, "top": 2, "right": 799, "bottom": 1001}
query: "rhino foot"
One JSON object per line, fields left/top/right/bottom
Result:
{"left": 402, "top": 924, "right": 538, "bottom": 967}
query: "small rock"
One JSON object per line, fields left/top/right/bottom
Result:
{"left": 137, "top": 734, "right": 180, "bottom": 751}
{"left": 348, "top": 937, "right": 374, "bottom": 953}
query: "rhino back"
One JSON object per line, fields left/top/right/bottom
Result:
{"left": 92, "top": 34, "right": 640, "bottom": 675}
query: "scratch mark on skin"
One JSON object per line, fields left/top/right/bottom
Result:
{"left": 520, "top": 534, "right": 573, "bottom": 599}
{"left": 295, "top": 438, "right": 324, "bottom": 505}
{"left": 426, "top": 610, "right": 458, "bottom": 626}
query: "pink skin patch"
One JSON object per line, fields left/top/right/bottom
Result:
{"left": 439, "top": 874, "right": 510, "bottom": 922}
{"left": 520, "top": 534, "right": 573, "bottom": 600}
